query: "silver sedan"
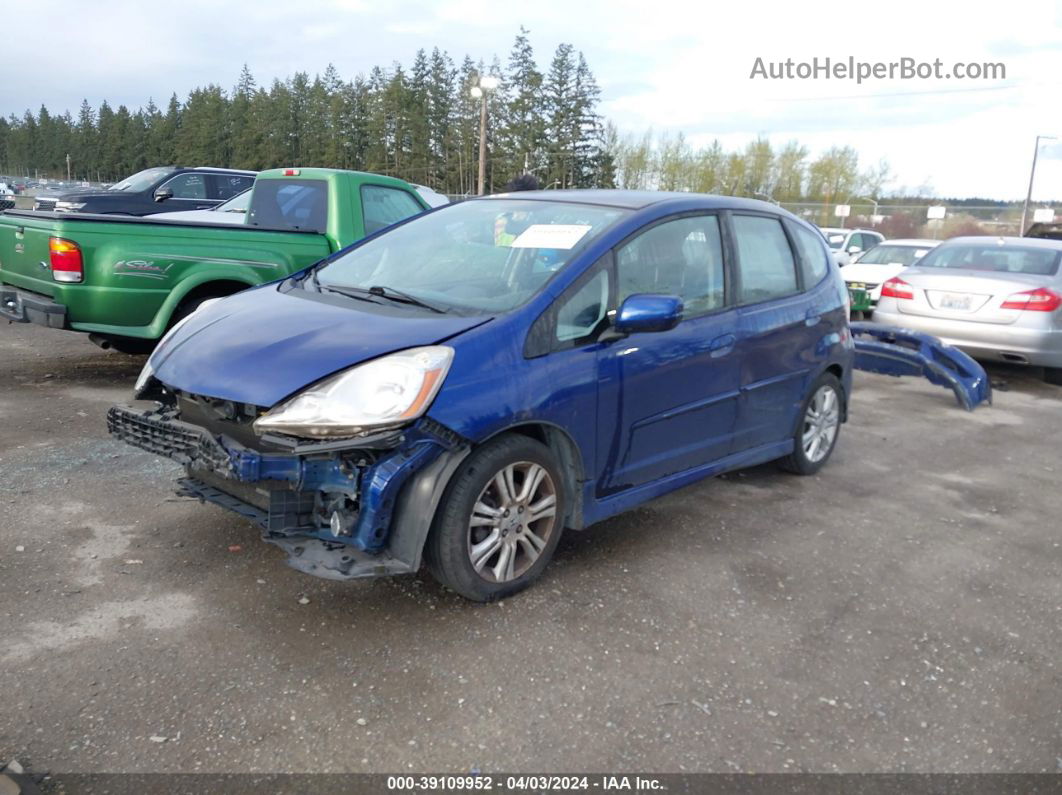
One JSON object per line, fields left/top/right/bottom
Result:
{"left": 872, "top": 236, "right": 1062, "bottom": 384}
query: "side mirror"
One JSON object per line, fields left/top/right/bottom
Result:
{"left": 847, "top": 245, "right": 862, "bottom": 255}
{"left": 153, "top": 187, "right": 174, "bottom": 203}
{"left": 613, "top": 294, "right": 683, "bottom": 334}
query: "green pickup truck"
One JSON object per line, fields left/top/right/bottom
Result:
{"left": 0, "top": 168, "right": 430, "bottom": 352}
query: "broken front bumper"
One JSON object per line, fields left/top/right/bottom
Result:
{"left": 107, "top": 404, "right": 467, "bottom": 577}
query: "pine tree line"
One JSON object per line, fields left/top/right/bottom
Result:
{"left": 0, "top": 28, "right": 614, "bottom": 195}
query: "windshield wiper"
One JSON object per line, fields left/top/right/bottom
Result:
{"left": 317, "top": 283, "right": 387, "bottom": 306}
{"left": 366, "top": 285, "right": 447, "bottom": 314}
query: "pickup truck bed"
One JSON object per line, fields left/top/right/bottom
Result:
{"left": 0, "top": 168, "right": 429, "bottom": 348}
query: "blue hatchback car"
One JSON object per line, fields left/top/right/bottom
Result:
{"left": 109, "top": 190, "right": 853, "bottom": 601}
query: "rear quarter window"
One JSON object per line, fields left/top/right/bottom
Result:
{"left": 789, "top": 223, "right": 831, "bottom": 286}
{"left": 247, "top": 179, "right": 327, "bottom": 231}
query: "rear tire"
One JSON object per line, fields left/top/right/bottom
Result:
{"left": 779, "top": 372, "right": 844, "bottom": 475}
{"left": 425, "top": 434, "right": 565, "bottom": 602}
{"left": 1044, "top": 367, "right": 1062, "bottom": 386}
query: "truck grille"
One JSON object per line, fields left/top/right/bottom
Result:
{"left": 107, "top": 405, "right": 233, "bottom": 475}
{"left": 33, "top": 198, "right": 57, "bottom": 211}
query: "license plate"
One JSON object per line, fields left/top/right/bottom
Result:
{"left": 939, "top": 292, "right": 972, "bottom": 311}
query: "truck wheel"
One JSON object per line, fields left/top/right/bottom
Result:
{"left": 779, "top": 372, "right": 843, "bottom": 475}
{"left": 425, "top": 434, "right": 565, "bottom": 602}
{"left": 1044, "top": 367, "right": 1062, "bottom": 386}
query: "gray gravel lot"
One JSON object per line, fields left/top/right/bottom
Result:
{"left": 0, "top": 322, "right": 1060, "bottom": 775}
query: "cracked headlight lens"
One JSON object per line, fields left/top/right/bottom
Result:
{"left": 254, "top": 346, "right": 454, "bottom": 438}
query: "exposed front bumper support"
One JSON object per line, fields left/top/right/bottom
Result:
{"left": 109, "top": 403, "right": 469, "bottom": 562}
{"left": 851, "top": 322, "right": 992, "bottom": 411}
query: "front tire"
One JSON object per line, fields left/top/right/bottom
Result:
{"left": 425, "top": 434, "right": 565, "bottom": 602}
{"left": 779, "top": 372, "right": 843, "bottom": 475}
{"left": 1044, "top": 367, "right": 1062, "bottom": 386}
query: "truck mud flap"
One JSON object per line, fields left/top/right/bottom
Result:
{"left": 851, "top": 322, "right": 992, "bottom": 411}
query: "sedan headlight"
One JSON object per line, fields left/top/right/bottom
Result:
{"left": 253, "top": 346, "right": 454, "bottom": 438}
{"left": 55, "top": 201, "right": 86, "bottom": 212}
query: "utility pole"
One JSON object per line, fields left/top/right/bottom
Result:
{"left": 66, "top": 153, "right": 71, "bottom": 181}
{"left": 1021, "top": 134, "right": 1057, "bottom": 236}
{"left": 470, "top": 75, "right": 499, "bottom": 195}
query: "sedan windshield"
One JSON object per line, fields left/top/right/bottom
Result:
{"left": 315, "top": 199, "right": 627, "bottom": 312}
{"left": 108, "top": 167, "right": 177, "bottom": 192}
{"left": 856, "top": 244, "right": 932, "bottom": 266}
{"left": 215, "top": 188, "right": 251, "bottom": 214}
{"left": 916, "top": 244, "right": 1061, "bottom": 276}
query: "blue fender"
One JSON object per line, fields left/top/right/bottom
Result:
{"left": 850, "top": 322, "right": 992, "bottom": 411}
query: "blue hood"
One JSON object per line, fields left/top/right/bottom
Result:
{"left": 151, "top": 284, "right": 492, "bottom": 405}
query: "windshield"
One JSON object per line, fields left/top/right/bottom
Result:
{"left": 856, "top": 244, "right": 932, "bottom": 266}
{"left": 822, "top": 232, "right": 846, "bottom": 249}
{"left": 215, "top": 188, "right": 251, "bottom": 213}
{"left": 916, "top": 244, "right": 1061, "bottom": 276}
{"left": 108, "top": 167, "right": 177, "bottom": 192}
{"left": 316, "top": 199, "right": 627, "bottom": 313}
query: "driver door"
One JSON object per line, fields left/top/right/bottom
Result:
{"left": 595, "top": 214, "right": 741, "bottom": 496}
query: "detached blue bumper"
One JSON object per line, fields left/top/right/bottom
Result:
{"left": 107, "top": 405, "right": 466, "bottom": 555}
{"left": 851, "top": 322, "right": 992, "bottom": 411}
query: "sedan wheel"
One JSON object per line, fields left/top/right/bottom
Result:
{"left": 425, "top": 434, "right": 566, "bottom": 601}
{"left": 468, "top": 461, "right": 557, "bottom": 583}
{"left": 779, "top": 372, "right": 844, "bottom": 475}
{"left": 802, "top": 385, "right": 840, "bottom": 463}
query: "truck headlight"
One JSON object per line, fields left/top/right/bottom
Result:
{"left": 55, "top": 201, "right": 86, "bottom": 212}
{"left": 253, "top": 346, "right": 454, "bottom": 438}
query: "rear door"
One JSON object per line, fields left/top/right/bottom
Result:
{"left": 596, "top": 213, "right": 741, "bottom": 494}
{"left": 728, "top": 212, "right": 815, "bottom": 452}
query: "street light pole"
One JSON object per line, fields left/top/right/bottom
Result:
{"left": 471, "top": 75, "right": 499, "bottom": 196}
{"left": 1021, "top": 134, "right": 1057, "bottom": 236}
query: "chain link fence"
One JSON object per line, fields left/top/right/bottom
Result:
{"left": 777, "top": 201, "right": 1031, "bottom": 238}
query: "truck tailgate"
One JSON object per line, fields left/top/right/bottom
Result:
{"left": 0, "top": 216, "right": 59, "bottom": 296}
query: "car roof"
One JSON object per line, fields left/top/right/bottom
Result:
{"left": 939, "top": 235, "right": 1062, "bottom": 250}
{"left": 478, "top": 189, "right": 790, "bottom": 212}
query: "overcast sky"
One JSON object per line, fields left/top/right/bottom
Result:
{"left": 5, "top": 0, "right": 1062, "bottom": 200}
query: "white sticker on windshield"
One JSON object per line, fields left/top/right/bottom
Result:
{"left": 511, "top": 224, "right": 592, "bottom": 250}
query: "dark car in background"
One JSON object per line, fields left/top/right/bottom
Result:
{"left": 33, "top": 166, "right": 256, "bottom": 216}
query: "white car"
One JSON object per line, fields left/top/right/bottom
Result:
{"left": 147, "top": 188, "right": 252, "bottom": 224}
{"left": 819, "top": 227, "right": 885, "bottom": 267}
{"left": 413, "top": 184, "right": 450, "bottom": 208}
{"left": 844, "top": 238, "right": 940, "bottom": 314}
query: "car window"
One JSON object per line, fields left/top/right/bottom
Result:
{"left": 732, "top": 214, "right": 799, "bottom": 303}
{"left": 162, "top": 173, "right": 208, "bottom": 200}
{"left": 616, "top": 215, "right": 725, "bottom": 316}
{"left": 915, "top": 244, "right": 1061, "bottom": 276}
{"left": 247, "top": 179, "right": 328, "bottom": 231}
{"left": 555, "top": 268, "right": 610, "bottom": 343}
{"left": 361, "top": 185, "right": 424, "bottom": 235}
{"left": 212, "top": 174, "right": 254, "bottom": 200}
{"left": 856, "top": 244, "right": 926, "bottom": 266}
{"left": 790, "top": 223, "right": 830, "bottom": 285}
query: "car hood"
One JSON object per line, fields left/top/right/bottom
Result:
{"left": 151, "top": 283, "right": 493, "bottom": 406}
{"left": 58, "top": 190, "right": 114, "bottom": 201}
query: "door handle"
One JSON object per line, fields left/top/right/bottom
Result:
{"left": 709, "top": 333, "right": 736, "bottom": 358}
{"left": 805, "top": 308, "right": 822, "bottom": 327}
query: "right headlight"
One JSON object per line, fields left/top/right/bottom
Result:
{"left": 55, "top": 201, "right": 86, "bottom": 212}
{"left": 253, "top": 346, "right": 454, "bottom": 439}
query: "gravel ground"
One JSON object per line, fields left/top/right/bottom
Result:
{"left": 0, "top": 321, "right": 1060, "bottom": 775}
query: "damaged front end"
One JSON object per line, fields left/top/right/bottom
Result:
{"left": 107, "top": 391, "right": 469, "bottom": 580}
